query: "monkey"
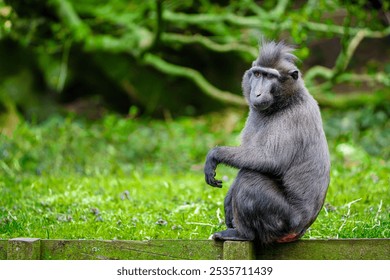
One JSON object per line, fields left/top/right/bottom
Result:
{"left": 204, "top": 40, "right": 330, "bottom": 245}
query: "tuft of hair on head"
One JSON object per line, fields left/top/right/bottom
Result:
{"left": 253, "top": 39, "right": 298, "bottom": 70}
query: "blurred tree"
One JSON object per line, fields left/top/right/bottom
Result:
{"left": 0, "top": 0, "right": 389, "bottom": 120}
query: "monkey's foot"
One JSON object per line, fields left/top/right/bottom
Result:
{"left": 212, "top": 228, "right": 253, "bottom": 241}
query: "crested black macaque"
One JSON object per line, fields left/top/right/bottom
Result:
{"left": 204, "top": 40, "right": 330, "bottom": 245}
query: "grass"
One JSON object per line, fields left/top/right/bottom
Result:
{"left": 0, "top": 106, "right": 389, "bottom": 240}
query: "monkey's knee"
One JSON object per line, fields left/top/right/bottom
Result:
{"left": 212, "top": 228, "right": 254, "bottom": 241}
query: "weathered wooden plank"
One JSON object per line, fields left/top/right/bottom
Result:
{"left": 223, "top": 241, "right": 254, "bottom": 260}
{"left": 40, "top": 239, "right": 224, "bottom": 260}
{"left": 0, "top": 240, "right": 7, "bottom": 260}
{"left": 2, "top": 238, "right": 389, "bottom": 260}
{"left": 7, "top": 238, "right": 41, "bottom": 260}
{"left": 256, "top": 239, "right": 390, "bottom": 260}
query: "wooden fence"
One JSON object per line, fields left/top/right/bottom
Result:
{"left": 0, "top": 238, "right": 389, "bottom": 260}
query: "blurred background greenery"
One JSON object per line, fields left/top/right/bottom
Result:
{"left": 0, "top": 1, "right": 389, "bottom": 240}
{"left": 0, "top": 0, "right": 389, "bottom": 125}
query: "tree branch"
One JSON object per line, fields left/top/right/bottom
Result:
{"left": 314, "top": 91, "right": 390, "bottom": 110}
{"left": 163, "top": 10, "right": 279, "bottom": 30}
{"left": 51, "top": 0, "right": 153, "bottom": 56}
{"left": 162, "top": 33, "right": 258, "bottom": 58}
{"left": 50, "top": 1, "right": 390, "bottom": 108}
{"left": 332, "top": 30, "right": 367, "bottom": 77}
{"left": 304, "top": 25, "right": 390, "bottom": 89}
{"left": 142, "top": 53, "right": 247, "bottom": 106}
{"left": 164, "top": 10, "right": 390, "bottom": 38}
{"left": 304, "top": 66, "right": 333, "bottom": 84}
{"left": 269, "top": 0, "right": 290, "bottom": 18}
{"left": 148, "top": 0, "right": 164, "bottom": 52}
{"left": 49, "top": 0, "right": 90, "bottom": 41}
{"left": 335, "top": 72, "right": 390, "bottom": 86}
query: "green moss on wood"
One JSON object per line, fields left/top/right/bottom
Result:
{"left": 7, "top": 238, "right": 41, "bottom": 260}
{"left": 223, "top": 241, "right": 254, "bottom": 260}
{"left": 0, "top": 240, "right": 8, "bottom": 260}
{"left": 1, "top": 239, "right": 389, "bottom": 260}
{"left": 256, "top": 239, "right": 390, "bottom": 260}
{"left": 40, "top": 239, "right": 224, "bottom": 260}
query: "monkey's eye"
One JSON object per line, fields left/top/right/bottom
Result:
{"left": 253, "top": 71, "right": 261, "bottom": 77}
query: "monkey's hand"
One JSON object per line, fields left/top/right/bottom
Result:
{"left": 205, "top": 169, "right": 223, "bottom": 188}
{"left": 204, "top": 148, "right": 223, "bottom": 188}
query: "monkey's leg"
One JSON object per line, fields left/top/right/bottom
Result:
{"left": 223, "top": 181, "right": 235, "bottom": 228}
{"left": 232, "top": 170, "right": 300, "bottom": 244}
{"left": 212, "top": 171, "right": 255, "bottom": 242}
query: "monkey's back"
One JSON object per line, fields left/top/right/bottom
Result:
{"left": 284, "top": 95, "right": 330, "bottom": 227}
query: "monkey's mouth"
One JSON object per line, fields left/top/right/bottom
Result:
{"left": 253, "top": 101, "right": 272, "bottom": 111}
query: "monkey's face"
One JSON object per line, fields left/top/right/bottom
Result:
{"left": 243, "top": 66, "right": 281, "bottom": 111}
{"left": 242, "top": 66, "right": 299, "bottom": 112}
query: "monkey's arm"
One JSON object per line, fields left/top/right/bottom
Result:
{"left": 204, "top": 145, "right": 292, "bottom": 187}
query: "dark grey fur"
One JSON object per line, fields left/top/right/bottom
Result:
{"left": 204, "top": 40, "right": 330, "bottom": 245}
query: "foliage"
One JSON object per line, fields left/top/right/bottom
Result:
{"left": 0, "top": 0, "right": 389, "bottom": 119}
{"left": 0, "top": 108, "right": 389, "bottom": 240}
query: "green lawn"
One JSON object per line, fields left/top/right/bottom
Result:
{"left": 0, "top": 107, "right": 389, "bottom": 240}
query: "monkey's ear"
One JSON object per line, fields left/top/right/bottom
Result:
{"left": 289, "top": 70, "right": 299, "bottom": 80}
